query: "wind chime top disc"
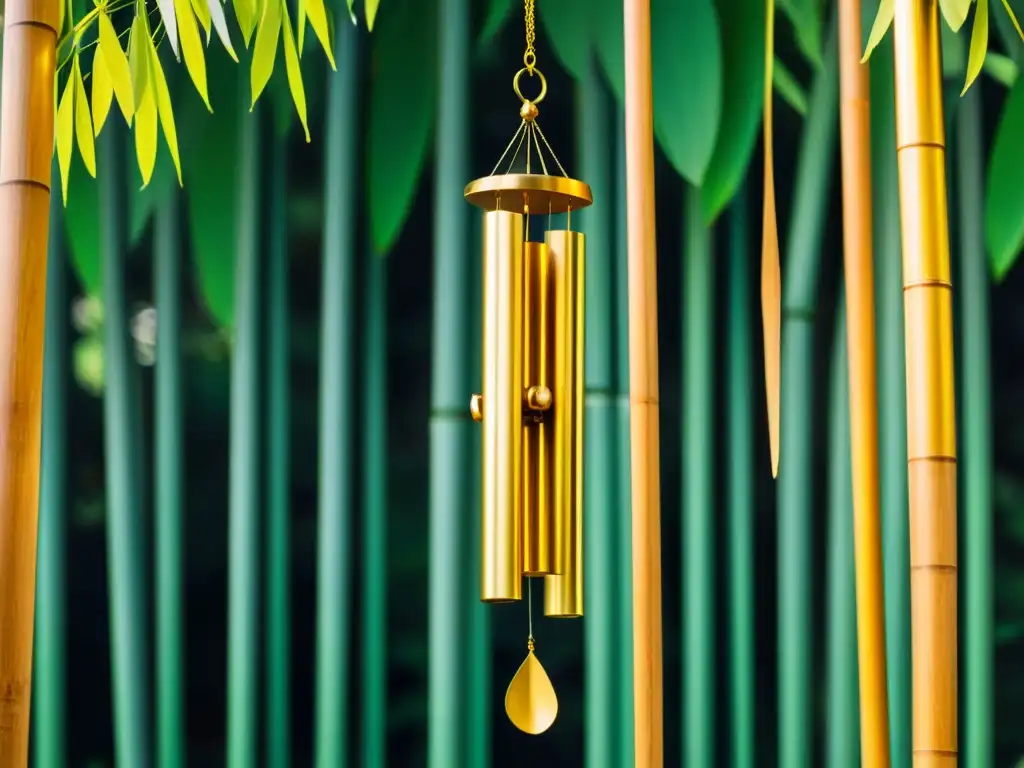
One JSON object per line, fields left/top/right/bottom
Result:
{"left": 464, "top": 173, "right": 593, "bottom": 215}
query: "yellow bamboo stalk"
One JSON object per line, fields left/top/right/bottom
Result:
{"left": 891, "top": 1, "right": 958, "bottom": 765}
{"left": 0, "top": 0, "right": 60, "bottom": 763}
{"left": 623, "top": 0, "right": 664, "bottom": 764}
{"left": 837, "top": 0, "right": 892, "bottom": 763}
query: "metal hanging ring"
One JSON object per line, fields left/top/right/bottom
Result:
{"left": 513, "top": 67, "right": 547, "bottom": 106}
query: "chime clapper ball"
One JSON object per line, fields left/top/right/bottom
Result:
{"left": 526, "top": 385, "right": 551, "bottom": 411}
{"left": 520, "top": 101, "right": 539, "bottom": 122}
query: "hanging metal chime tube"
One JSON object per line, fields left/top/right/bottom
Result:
{"left": 891, "top": 0, "right": 958, "bottom": 763}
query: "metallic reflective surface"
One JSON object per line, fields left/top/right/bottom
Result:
{"left": 464, "top": 174, "right": 593, "bottom": 214}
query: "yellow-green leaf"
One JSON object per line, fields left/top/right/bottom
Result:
{"left": 191, "top": 0, "right": 212, "bottom": 42}
{"left": 73, "top": 55, "right": 96, "bottom": 177}
{"left": 175, "top": 0, "right": 213, "bottom": 110}
{"left": 91, "top": 48, "right": 114, "bottom": 136}
{"left": 128, "top": 14, "right": 150, "bottom": 107}
{"left": 234, "top": 0, "right": 257, "bottom": 46}
{"left": 862, "top": 0, "right": 894, "bottom": 62}
{"left": 134, "top": 86, "right": 159, "bottom": 187}
{"left": 207, "top": 0, "right": 239, "bottom": 62}
{"left": 56, "top": 66, "right": 75, "bottom": 205}
{"left": 303, "top": 0, "right": 335, "bottom": 68}
{"left": 297, "top": 0, "right": 306, "bottom": 53}
{"left": 940, "top": 0, "right": 971, "bottom": 31}
{"left": 365, "top": 0, "right": 379, "bottom": 30}
{"left": 250, "top": 0, "right": 282, "bottom": 108}
{"left": 281, "top": 4, "right": 310, "bottom": 141}
{"left": 99, "top": 10, "right": 135, "bottom": 124}
{"left": 148, "top": 36, "right": 183, "bottom": 185}
{"left": 964, "top": 0, "right": 989, "bottom": 94}
{"left": 1000, "top": 0, "right": 1024, "bottom": 39}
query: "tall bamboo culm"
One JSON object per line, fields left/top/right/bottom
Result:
{"left": 0, "top": 0, "right": 59, "bottom": 761}
{"left": 891, "top": 0, "right": 959, "bottom": 763}
{"left": 837, "top": 0, "right": 891, "bottom": 762}
{"left": 623, "top": 1, "right": 664, "bottom": 763}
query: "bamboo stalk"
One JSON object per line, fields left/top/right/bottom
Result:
{"left": 623, "top": 1, "right": 664, "bottom": 763}
{"left": 428, "top": 0, "right": 472, "bottom": 763}
{"left": 614, "top": 109, "right": 635, "bottom": 768}
{"left": 0, "top": 0, "right": 59, "bottom": 761}
{"left": 825, "top": 300, "right": 860, "bottom": 768}
{"left": 682, "top": 185, "right": 714, "bottom": 768}
{"left": 891, "top": 1, "right": 958, "bottom": 763}
{"left": 777, "top": 27, "right": 839, "bottom": 768}
{"left": 315, "top": 20, "right": 359, "bottom": 767}
{"left": 101, "top": 124, "right": 151, "bottom": 768}
{"left": 361, "top": 250, "right": 388, "bottom": 768}
{"left": 578, "top": 57, "right": 619, "bottom": 768}
{"left": 34, "top": 165, "right": 67, "bottom": 768}
{"left": 155, "top": 181, "right": 184, "bottom": 768}
{"left": 265, "top": 132, "right": 291, "bottom": 768}
{"left": 869, "top": 32, "right": 911, "bottom": 768}
{"left": 956, "top": 86, "right": 991, "bottom": 768}
{"left": 838, "top": 0, "right": 891, "bottom": 762}
{"left": 727, "top": 186, "right": 754, "bottom": 768}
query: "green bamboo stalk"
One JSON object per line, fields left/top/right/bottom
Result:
{"left": 614, "top": 109, "right": 634, "bottom": 768}
{"left": 579, "top": 57, "right": 618, "bottom": 768}
{"left": 227, "top": 96, "right": 262, "bottom": 768}
{"left": 362, "top": 249, "right": 388, "bottom": 768}
{"left": 957, "top": 85, "right": 992, "bottom": 768}
{"left": 266, "top": 131, "right": 291, "bottom": 768}
{"left": 155, "top": 181, "right": 184, "bottom": 768}
{"left": 428, "top": 0, "right": 472, "bottom": 764}
{"left": 315, "top": 21, "right": 360, "bottom": 768}
{"left": 34, "top": 162, "right": 67, "bottom": 768}
{"left": 682, "top": 184, "right": 714, "bottom": 768}
{"left": 777, "top": 26, "right": 839, "bottom": 768}
{"left": 101, "top": 122, "right": 151, "bottom": 768}
{"left": 726, "top": 186, "right": 754, "bottom": 768}
{"left": 868, "top": 38, "right": 909, "bottom": 768}
{"left": 824, "top": 299, "right": 859, "bottom": 768}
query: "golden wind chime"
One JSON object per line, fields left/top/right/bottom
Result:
{"left": 466, "top": 0, "right": 591, "bottom": 737}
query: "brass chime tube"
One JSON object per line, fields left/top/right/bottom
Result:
{"left": 481, "top": 210, "right": 525, "bottom": 603}
{"left": 892, "top": 0, "right": 958, "bottom": 763}
{"left": 544, "top": 229, "right": 585, "bottom": 618}
{"left": 522, "top": 241, "right": 556, "bottom": 576}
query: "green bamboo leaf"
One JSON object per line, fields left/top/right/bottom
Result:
{"left": 779, "top": 0, "right": 823, "bottom": 66}
{"left": 56, "top": 64, "right": 75, "bottom": 204}
{"left": 984, "top": 50, "right": 1019, "bottom": 86}
{"left": 234, "top": 0, "right": 257, "bottom": 45}
{"left": 537, "top": 0, "right": 588, "bottom": 79}
{"left": 64, "top": 157, "right": 101, "bottom": 292}
{"left": 701, "top": 0, "right": 764, "bottom": 222}
{"left": 128, "top": 13, "right": 150, "bottom": 106}
{"left": 479, "top": 0, "right": 515, "bottom": 45}
{"left": 250, "top": 0, "right": 282, "bottom": 107}
{"left": 367, "top": 0, "right": 435, "bottom": 255}
{"left": 985, "top": 75, "right": 1024, "bottom": 279}
{"left": 963, "top": 0, "right": 989, "bottom": 94}
{"left": 774, "top": 56, "right": 809, "bottom": 115}
{"left": 651, "top": 0, "right": 722, "bottom": 185}
{"left": 594, "top": 0, "right": 624, "bottom": 103}
{"left": 999, "top": 0, "right": 1024, "bottom": 40}
{"left": 302, "top": 0, "right": 335, "bottom": 69}
{"left": 940, "top": 0, "right": 971, "bottom": 31}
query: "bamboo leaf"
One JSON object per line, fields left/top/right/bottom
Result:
{"left": 347, "top": 0, "right": 355, "bottom": 24}
{"left": 773, "top": 56, "right": 809, "bottom": 114}
{"left": 250, "top": 0, "right": 282, "bottom": 107}
{"left": 91, "top": 48, "right": 114, "bottom": 137}
{"left": 234, "top": 0, "right": 257, "bottom": 46}
{"left": 191, "top": 0, "right": 212, "bottom": 42}
{"left": 479, "top": 0, "right": 514, "bottom": 45}
{"left": 175, "top": 0, "right": 213, "bottom": 110}
{"left": 156, "top": 0, "right": 180, "bottom": 59}
{"left": 862, "top": 0, "right": 894, "bottom": 61}
{"left": 985, "top": 75, "right": 1024, "bottom": 278}
{"left": 651, "top": 0, "right": 722, "bottom": 185}
{"left": 56, "top": 65, "right": 75, "bottom": 204}
{"left": 702, "top": 0, "right": 764, "bottom": 222}
{"left": 940, "top": 0, "right": 971, "bottom": 32}
{"left": 984, "top": 50, "right": 1019, "bottom": 86}
{"left": 281, "top": 4, "right": 310, "bottom": 141}
{"left": 367, "top": 0, "right": 435, "bottom": 255}
{"left": 537, "top": 0, "right": 588, "bottom": 80}
{"left": 207, "top": 0, "right": 239, "bottom": 62}
{"left": 1000, "top": 0, "right": 1024, "bottom": 39}
{"left": 134, "top": 85, "right": 158, "bottom": 187}
{"left": 148, "top": 36, "right": 182, "bottom": 184}
{"left": 73, "top": 54, "right": 96, "bottom": 177}
{"left": 298, "top": 0, "right": 306, "bottom": 53}
{"left": 128, "top": 13, "right": 150, "bottom": 106}
{"left": 963, "top": 0, "right": 989, "bottom": 94}
{"left": 303, "top": 0, "right": 335, "bottom": 69}
{"left": 778, "top": 0, "right": 822, "bottom": 66}
{"left": 99, "top": 11, "right": 135, "bottom": 123}
{"left": 365, "top": 0, "right": 379, "bottom": 30}
{"left": 63, "top": 159, "right": 101, "bottom": 291}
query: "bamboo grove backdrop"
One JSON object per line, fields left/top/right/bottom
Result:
{"left": 2, "top": 0, "right": 1024, "bottom": 765}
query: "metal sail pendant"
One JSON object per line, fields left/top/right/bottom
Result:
{"left": 505, "top": 639, "right": 558, "bottom": 735}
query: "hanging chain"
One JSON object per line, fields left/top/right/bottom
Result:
{"left": 523, "top": 0, "right": 537, "bottom": 72}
